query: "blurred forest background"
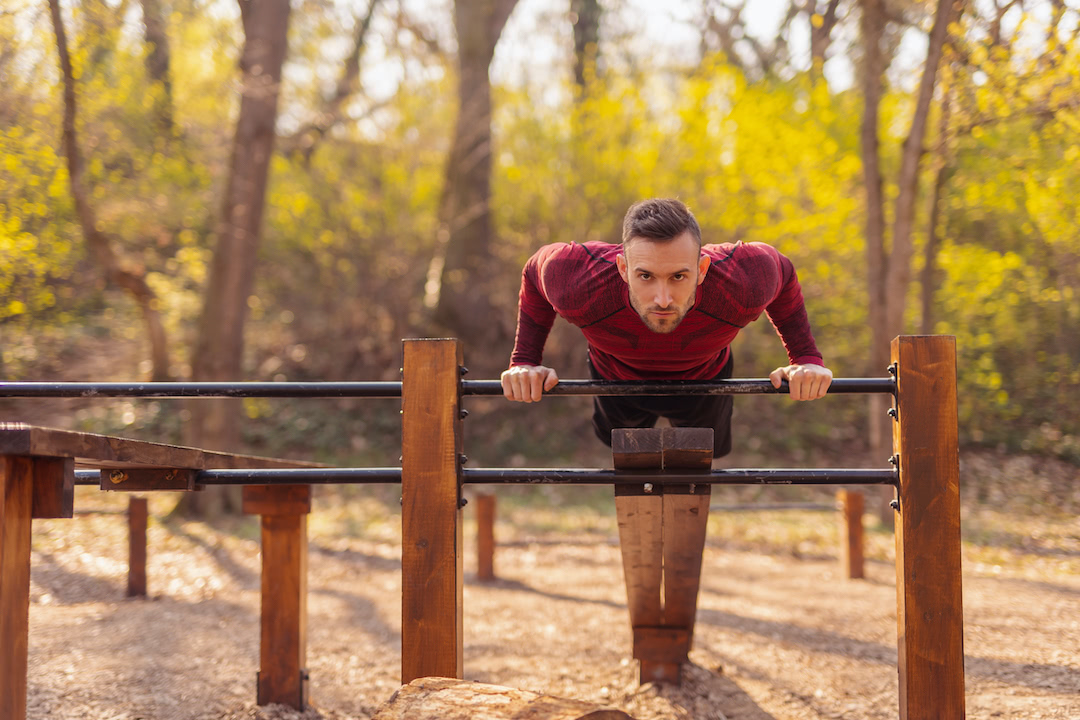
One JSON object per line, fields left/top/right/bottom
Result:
{"left": 1, "top": 0, "right": 1078, "bottom": 495}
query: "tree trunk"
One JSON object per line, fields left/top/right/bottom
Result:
{"left": 431, "top": 0, "right": 519, "bottom": 357}
{"left": 921, "top": 89, "right": 953, "bottom": 335}
{"left": 181, "top": 0, "right": 292, "bottom": 517}
{"left": 571, "top": 0, "right": 601, "bottom": 90}
{"left": 141, "top": 0, "right": 174, "bottom": 134}
{"left": 48, "top": 0, "right": 172, "bottom": 382}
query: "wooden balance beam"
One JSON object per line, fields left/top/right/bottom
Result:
{"left": 611, "top": 426, "right": 712, "bottom": 685}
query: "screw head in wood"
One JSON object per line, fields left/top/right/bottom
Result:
{"left": 890, "top": 499, "right": 900, "bottom": 511}
{"left": 643, "top": 483, "right": 654, "bottom": 494}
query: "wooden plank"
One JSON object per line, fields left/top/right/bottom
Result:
{"left": 0, "top": 423, "right": 322, "bottom": 471}
{"left": 372, "top": 677, "right": 634, "bottom": 720}
{"left": 838, "top": 490, "right": 865, "bottom": 580}
{"left": 1, "top": 455, "right": 34, "bottom": 720}
{"left": 99, "top": 467, "right": 198, "bottom": 492}
{"left": 31, "top": 456, "right": 74, "bottom": 519}
{"left": 127, "top": 497, "right": 148, "bottom": 597}
{"left": 612, "top": 427, "right": 663, "bottom": 468}
{"left": 660, "top": 427, "right": 713, "bottom": 470}
{"left": 632, "top": 627, "right": 691, "bottom": 664}
{"left": 613, "top": 429, "right": 662, "bottom": 630}
{"left": 476, "top": 493, "right": 496, "bottom": 581}
{"left": 892, "top": 335, "right": 965, "bottom": 720}
{"left": 401, "top": 338, "right": 463, "bottom": 683}
{"left": 257, "top": 513, "right": 308, "bottom": 709}
{"left": 242, "top": 484, "right": 312, "bottom": 516}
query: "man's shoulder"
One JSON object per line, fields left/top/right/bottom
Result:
{"left": 698, "top": 241, "right": 786, "bottom": 319}
{"left": 531, "top": 241, "right": 618, "bottom": 268}
{"left": 528, "top": 242, "right": 624, "bottom": 322}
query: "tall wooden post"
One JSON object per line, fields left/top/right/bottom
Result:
{"left": 476, "top": 493, "right": 496, "bottom": 581}
{"left": 243, "top": 484, "right": 311, "bottom": 710}
{"left": 127, "top": 497, "right": 149, "bottom": 597}
{"left": 401, "top": 338, "right": 464, "bottom": 683}
{"left": 837, "top": 490, "right": 864, "bottom": 579}
{"left": 1, "top": 455, "right": 33, "bottom": 720}
{"left": 892, "top": 335, "right": 965, "bottom": 719}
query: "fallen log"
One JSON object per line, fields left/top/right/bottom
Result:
{"left": 372, "top": 677, "right": 635, "bottom": 720}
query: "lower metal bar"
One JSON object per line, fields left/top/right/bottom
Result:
{"left": 76, "top": 467, "right": 895, "bottom": 486}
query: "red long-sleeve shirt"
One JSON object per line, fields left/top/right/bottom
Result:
{"left": 509, "top": 241, "right": 823, "bottom": 380}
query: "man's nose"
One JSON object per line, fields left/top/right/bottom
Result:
{"left": 654, "top": 283, "right": 673, "bottom": 308}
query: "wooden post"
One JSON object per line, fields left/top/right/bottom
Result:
{"left": 892, "top": 335, "right": 965, "bottom": 719}
{"left": 127, "top": 497, "right": 148, "bottom": 597}
{"left": 837, "top": 490, "right": 864, "bottom": 579}
{"left": 401, "top": 338, "right": 464, "bottom": 683}
{"left": 243, "top": 484, "right": 311, "bottom": 710}
{"left": 614, "top": 427, "right": 711, "bottom": 685}
{"left": 1, "top": 455, "right": 34, "bottom": 720}
{"left": 476, "top": 493, "right": 496, "bottom": 581}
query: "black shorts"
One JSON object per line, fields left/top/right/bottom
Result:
{"left": 590, "top": 352, "right": 735, "bottom": 458}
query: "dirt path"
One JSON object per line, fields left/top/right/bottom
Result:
{"left": 26, "top": 490, "right": 1080, "bottom": 720}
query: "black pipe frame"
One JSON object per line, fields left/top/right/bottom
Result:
{"left": 74, "top": 467, "right": 897, "bottom": 486}
{"left": 1, "top": 377, "right": 893, "bottom": 398}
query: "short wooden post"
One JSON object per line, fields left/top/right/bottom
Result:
{"left": 892, "top": 335, "right": 965, "bottom": 719}
{"left": 127, "top": 497, "right": 149, "bottom": 597}
{"left": 1, "top": 455, "right": 34, "bottom": 720}
{"left": 476, "top": 493, "right": 496, "bottom": 581}
{"left": 401, "top": 338, "right": 464, "bottom": 683}
{"left": 614, "top": 427, "right": 712, "bottom": 685}
{"left": 837, "top": 490, "right": 864, "bottom": 579}
{"left": 243, "top": 484, "right": 311, "bottom": 710}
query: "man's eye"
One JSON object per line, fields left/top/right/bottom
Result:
{"left": 638, "top": 273, "right": 651, "bottom": 280}
{"left": 673, "top": 274, "right": 685, "bottom": 281}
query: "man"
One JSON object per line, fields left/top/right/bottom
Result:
{"left": 500, "top": 197, "right": 832, "bottom": 457}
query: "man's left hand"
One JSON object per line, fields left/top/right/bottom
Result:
{"left": 769, "top": 364, "right": 833, "bottom": 401}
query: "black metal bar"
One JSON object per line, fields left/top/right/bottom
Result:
{"left": 462, "top": 468, "right": 898, "bottom": 485}
{"left": 0, "top": 382, "right": 403, "bottom": 398}
{"left": 75, "top": 467, "right": 896, "bottom": 486}
{"left": 461, "top": 377, "right": 895, "bottom": 396}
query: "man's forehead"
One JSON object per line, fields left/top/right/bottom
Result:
{"left": 623, "top": 233, "right": 701, "bottom": 266}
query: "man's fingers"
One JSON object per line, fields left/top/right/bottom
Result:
{"left": 769, "top": 367, "right": 784, "bottom": 389}
{"left": 543, "top": 369, "right": 560, "bottom": 391}
{"left": 530, "top": 371, "right": 544, "bottom": 402}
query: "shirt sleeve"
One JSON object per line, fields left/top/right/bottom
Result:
{"left": 508, "top": 244, "right": 563, "bottom": 368}
{"left": 764, "top": 249, "right": 824, "bottom": 367}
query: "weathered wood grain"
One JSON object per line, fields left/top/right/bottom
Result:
{"left": 100, "top": 467, "right": 198, "bottom": 492}
{"left": 1, "top": 455, "right": 33, "bottom": 720}
{"left": 242, "top": 484, "right": 312, "bottom": 516}
{"left": 401, "top": 339, "right": 464, "bottom": 683}
{"left": 257, "top": 512, "right": 308, "bottom": 709}
{"left": 372, "top": 677, "right": 635, "bottom": 720}
{"left": 31, "top": 456, "right": 74, "bottom": 519}
{"left": 892, "top": 335, "right": 965, "bottom": 719}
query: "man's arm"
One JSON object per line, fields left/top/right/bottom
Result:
{"left": 761, "top": 247, "right": 833, "bottom": 401}
{"left": 503, "top": 245, "right": 563, "bottom": 403}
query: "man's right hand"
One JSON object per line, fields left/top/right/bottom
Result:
{"left": 501, "top": 365, "right": 560, "bottom": 403}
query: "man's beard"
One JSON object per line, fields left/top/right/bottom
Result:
{"left": 629, "top": 292, "right": 694, "bottom": 334}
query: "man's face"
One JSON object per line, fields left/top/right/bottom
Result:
{"left": 616, "top": 231, "right": 710, "bottom": 334}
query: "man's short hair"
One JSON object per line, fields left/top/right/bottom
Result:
{"left": 621, "top": 198, "right": 702, "bottom": 247}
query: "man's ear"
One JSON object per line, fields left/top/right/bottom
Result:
{"left": 697, "top": 253, "right": 710, "bottom": 285}
{"left": 616, "top": 252, "right": 629, "bottom": 283}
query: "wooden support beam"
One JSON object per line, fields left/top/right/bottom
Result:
{"left": 892, "top": 336, "right": 965, "bottom": 719}
{"left": 31, "top": 457, "right": 74, "bottom": 519}
{"left": 1, "top": 455, "right": 33, "bottom": 720}
{"left": 127, "top": 497, "right": 148, "bottom": 597}
{"left": 476, "top": 493, "right": 496, "bottom": 581}
{"left": 838, "top": 490, "right": 864, "bottom": 579}
{"left": 613, "top": 427, "right": 712, "bottom": 685}
{"left": 401, "top": 338, "right": 463, "bottom": 683}
{"left": 243, "top": 484, "right": 310, "bottom": 710}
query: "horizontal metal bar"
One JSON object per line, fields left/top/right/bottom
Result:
{"left": 461, "top": 377, "right": 895, "bottom": 396}
{"left": 0, "top": 382, "right": 402, "bottom": 398}
{"left": 76, "top": 467, "right": 896, "bottom": 486}
{"left": 1, "top": 377, "right": 894, "bottom": 399}
{"left": 463, "top": 468, "right": 898, "bottom": 485}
